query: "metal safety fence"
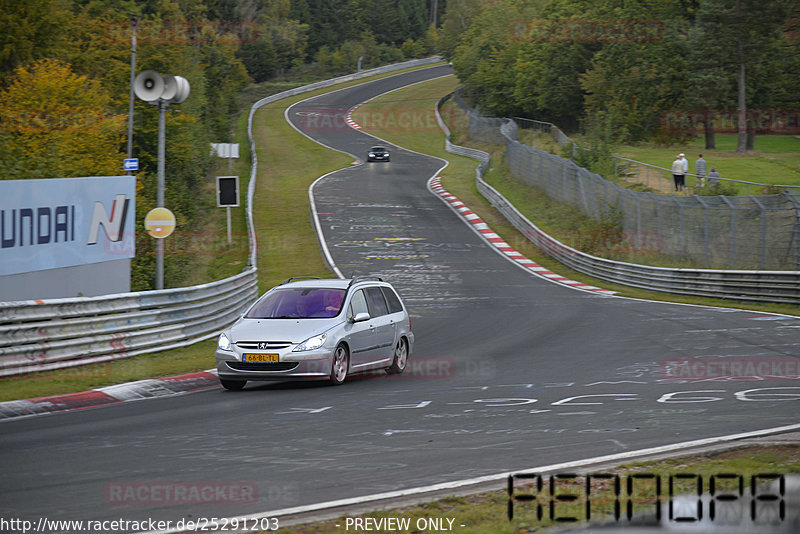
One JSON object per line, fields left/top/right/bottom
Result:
{"left": 0, "top": 271, "right": 259, "bottom": 377}
{"left": 452, "top": 89, "right": 800, "bottom": 271}
{"left": 437, "top": 93, "right": 800, "bottom": 305}
{"left": 0, "top": 57, "right": 443, "bottom": 377}
{"left": 512, "top": 116, "right": 800, "bottom": 196}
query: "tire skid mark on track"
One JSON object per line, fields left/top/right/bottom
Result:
{"left": 427, "top": 176, "right": 617, "bottom": 296}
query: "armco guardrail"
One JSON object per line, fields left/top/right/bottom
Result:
{"left": 436, "top": 93, "right": 800, "bottom": 305}
{"left": 0, "top": 57, "right": 443, "bottom": 378}
{"left": 0, "top": 271, "right": 258, "bottom": 377}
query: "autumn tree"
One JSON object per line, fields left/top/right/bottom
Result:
{"left": 0, "top": 58, "right": 126, "bottom": 179}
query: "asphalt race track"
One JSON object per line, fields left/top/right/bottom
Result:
{"left": 1, "top": 65, "right": 799, "bottom": 530}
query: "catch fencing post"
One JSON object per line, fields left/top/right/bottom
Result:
{"left": 783, "top": 192, "right": 800, "bottom": 269}
{"left": 720, "top": 196, "right": 736, "bottom": 267}
{"left": 695, "top": 195, "right": 710, "bottom": 265}
{"left": 650, "top": 193, "right": 662, "bottom": 244}
{"left": 750, "top": 195, "right": 767, "bottom": 269}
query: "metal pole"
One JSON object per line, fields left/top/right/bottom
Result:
{"left": 227, "top": 206, "right": 232, "bottom": 246}
{"left": 635, "top": 192, "right": 642, "bottom": 250}
{"left": 156, "top": 99, "right": 166, "bottom": 290}
{"left": 695, "top": 196, "right": 710, "bottom": 265}
{"left": 126, "top": 16, "right": 137, "bottom": 171}
{"left": 751, "top": 196, "right": 766, "bottom": 268}
{"left": 651, "top": 193, "right": 661, "bottom": 248}
{"left": 720, "top": 195, "right": 736, "bottom": 267}
{"left": 679, "top": 199, "right": 685, "bottom": 256}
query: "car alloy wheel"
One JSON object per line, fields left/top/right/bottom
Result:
{"left": 386, "top": 338, "right": 408, "bottom": 374}
{"left": 330, "top": 344, "right": 349, "bottom": 385}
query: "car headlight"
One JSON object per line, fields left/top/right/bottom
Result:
{"left": 218, "top": 333, "right": 231, "bottom": 351}
{"left": 293, "top": 333, "right": 327, "bottom": 352}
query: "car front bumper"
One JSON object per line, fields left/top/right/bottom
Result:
{"left": 215, "top": 348, "right": 334, "bottom": 381}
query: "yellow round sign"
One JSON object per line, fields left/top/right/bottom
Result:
{"left": 144, "top": 207, "right": 176, "bottom": 239}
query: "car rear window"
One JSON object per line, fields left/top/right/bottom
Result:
{"left": 380, "top": 287, "right": 404, "bottom": 314}
{"left": 364, "top": 286, "right": 389, "bottom": 317}
{"left": 245, "top": 288, "right": 345, "bottom": 319}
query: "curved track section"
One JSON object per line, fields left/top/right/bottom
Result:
{"left": 1, "top": 66, "right": 799, "bottom": 530}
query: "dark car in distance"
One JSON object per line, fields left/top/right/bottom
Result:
{"left": 367, "top": 146, "right": 390, "bottom": 162}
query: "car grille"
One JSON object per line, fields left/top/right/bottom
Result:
{"left": 226, "top": 362, "right": 299, "bottom": 372}
{"left": 236, "top": 341, "right": 292, "bottom": 350}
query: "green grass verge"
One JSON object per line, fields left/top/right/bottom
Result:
{"left": 0, "top": 62, "right": 445, "bottom": 403}
{"left": 614, "top": 134, "right": 800, "bottom": 194}
{"left": 272, "top": 444, "right": 800, "bottom": 533}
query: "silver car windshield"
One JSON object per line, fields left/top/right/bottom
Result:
{"left": 245, "top": 288, "right": 345, "bottom": 319}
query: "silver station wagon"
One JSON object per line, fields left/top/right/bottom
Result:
{"left": 215, "top": 277, "right": 414, "bottom": 389}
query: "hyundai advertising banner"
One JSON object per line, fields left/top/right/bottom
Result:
{"left": 0, "top": 176, "right": 136, "bottom": 276}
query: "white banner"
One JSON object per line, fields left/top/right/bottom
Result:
{"left": 0, "top": 176, "right": 136, "bottom": 276}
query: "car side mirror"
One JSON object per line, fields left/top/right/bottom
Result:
{"left": 352, "top": 312, "right": 370, "bottom": 323}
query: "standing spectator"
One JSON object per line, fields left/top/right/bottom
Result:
{"left": 671, "top": 153, "right": 686, "bottom": 192}
{"left": 707, "top": 166, "right": 720, "bottom": 187}
{"left": 695, "top": 154, "right": 707, "bottom": 187}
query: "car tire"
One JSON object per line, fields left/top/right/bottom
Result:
{"left": 220, "top": 379, "right": 246, "bottom": 391}
{"left": 386, "top": 337, "right": 408, "bottom": 375}
{"left": 329, "top": 344, "right": 349, "bottom": 385}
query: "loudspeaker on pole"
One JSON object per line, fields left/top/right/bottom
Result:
{"left": 133, "top": 70, "right": 165, "bottom": 102}
{"left": 161, "top": 75, "right": 191, "bottom": 104}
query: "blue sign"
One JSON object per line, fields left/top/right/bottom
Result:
{"left": 123, "top": 158, "right": 139, "bottom": 171}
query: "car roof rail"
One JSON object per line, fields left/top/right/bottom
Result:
{"left": 348, "top": 276, "right": 383, "bottom": 288}
{"left": 282, "top": 276, "right": 321, "bottom": 284}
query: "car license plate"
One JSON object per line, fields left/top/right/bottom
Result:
{"left": 244, "top": 354, "right": 279, "bottom": 363}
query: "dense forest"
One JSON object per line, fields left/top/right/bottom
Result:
{"left": 441, "top": 0, "right": 800, "bottom": 148}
